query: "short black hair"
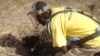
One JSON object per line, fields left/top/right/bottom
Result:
{"left": 36, "top": 1, "right": 47, "bottom": 10}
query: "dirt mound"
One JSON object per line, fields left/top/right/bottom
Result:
{"left": 0, "top": 0, "right": 100, "bottom": 56}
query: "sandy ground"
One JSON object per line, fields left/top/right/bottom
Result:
{"left": 0, "top": 0, "right": 100, "bottom": 56}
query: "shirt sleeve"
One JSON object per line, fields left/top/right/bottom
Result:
{"left": 50, "top": 15, "right": 67, "bottom": 47}
{"left": 51, "top": 25, "right": 67, "bottom": 47}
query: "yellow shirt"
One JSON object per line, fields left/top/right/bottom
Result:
{"left": 50, "top": 6, "right": 100, "bottom": 48}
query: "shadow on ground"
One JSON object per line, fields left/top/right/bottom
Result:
{"left": 0, "top": 34, "right": 29, "bottom": 56}
{"left": 0, "top": 34, "right": 58, "bottom": 56}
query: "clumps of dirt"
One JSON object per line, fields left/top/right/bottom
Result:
{"left": 0, "top": 34, "right": 19, "bottom": 47}
{"left": 22, "top": 35, "right": 58, "bottom": 56}
{"left": 94, "top": 52, "right": 100, "bottom": 56}
{"left": 0, "top": 34, "right": 29, "bottom": 56}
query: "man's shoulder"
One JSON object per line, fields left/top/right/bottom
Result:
{"left": 52, "top": 6, "right": 67, "bottom": 9}
{"left": 51, "top": 6, "right": 68, "bottom": 15}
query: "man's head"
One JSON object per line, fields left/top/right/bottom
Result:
{"left": 32, "top": 1, "right": 51, "bottom": 25}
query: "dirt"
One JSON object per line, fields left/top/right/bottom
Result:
{"left": 0, "top": 0, "right": 100, "bottom": 56}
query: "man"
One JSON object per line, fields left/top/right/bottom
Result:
{"left": 32, "top": 1, "right": 100, "bottom": 56}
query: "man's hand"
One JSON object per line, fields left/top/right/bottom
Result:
{"left": 54, "top": 46, "right": 67, "bottom": 56}
{"left": 40, "top": 33, "right": 48, "bottom": 44}
{"left": 55, "top": 51, "right": 66, "bottom": 56}
{"left": 39, "top": 30, "right": 51, "bottom": 44}
{"left": 55, "top": 46, "right": 67, "bottom": 53}
{"left": 61, "top": 46, "right": 67, "bottom": 53}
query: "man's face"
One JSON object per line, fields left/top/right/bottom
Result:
{"left": 37, "top": 15, "right": 46, "bottom": 25}
{"left": 37, "top": 10, "right": 51, "bottom": 25}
